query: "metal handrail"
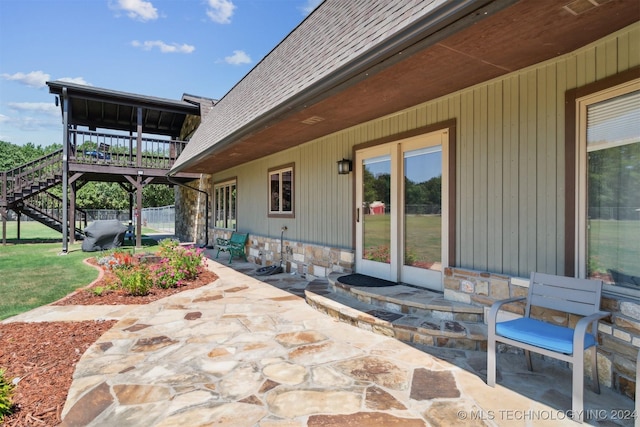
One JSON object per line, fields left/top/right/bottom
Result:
{"left": 22, "top": 191, "right": 87, "bottom": 233}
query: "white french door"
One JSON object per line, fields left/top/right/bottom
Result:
{"left": 355, "top": 130, "right": 448, "bottom": 290}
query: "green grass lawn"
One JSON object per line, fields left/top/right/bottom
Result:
{"left": 363, "top": 214, "right": 441, "bottom": 264}
{"left": 0, "top": 221, "right": 163, "bottom": 320}
{"left": 1, "top": 221, "right": 162, "bottom": 244}
{"left": 588, "top": 219, "right": 640, "bottom": 277}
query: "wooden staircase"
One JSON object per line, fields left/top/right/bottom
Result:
{"left": 1, "top": 149, "right": 85, "bottom": 239}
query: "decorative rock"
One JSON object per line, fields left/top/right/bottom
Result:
{"left": 288, "top": 341, "right": 363, "bottom": 365}
{"left": 365, "top": 386, "right": 406, "bottom": 410}
{"left": 131, "top": 335, "right": 178, "bottom": 352}
{"left": 275, "top": 330, "right": 327, "bottom": 347}
{"left": 155, "top": 402, "right": 267, "bottom": 427}
{"left": 410, "top": 368, "right": 460, "bottom": 400}
{"left": 308, "top": 412, "right": 426, "bottom": 426}
{"left": 59, "top": 382, "right": 114, "bottom": 427}
{"left": 424, "top": 401, "right": 487, "bottom": 426}
{"left": 334, "top": 356, "right": 409, "bottom": 390}
{"left": 208, "top": 347, "right": 233, "bottom": 358}
{"left": 263, "top": 362, "right": 307, "bottom": 385}
{"left": 124, "top": 323, "right": 151, "bottom": 332}
{"left": 193, "top": 294, "right": 223, "bottom": 302}
{"left": 218, "top": 365, "right": 263, "bottom": 398}
{"left": 266, "top": 390, "right": 361, "bottom": 418}
{"left": 113, "top": 384, "right": 172, "bottom": 405}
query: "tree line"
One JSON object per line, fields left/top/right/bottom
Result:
{"left": 0, "top": 140, "right": 174, "bottom": 209}
{"left": 363, "top": 169, "right": 441, "bottom": 208}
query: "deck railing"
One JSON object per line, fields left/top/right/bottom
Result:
{"left": 0, "top": 149, "right": 63, "bottom": 204}
{"left": 69, "top": 129, "right": 188, "bottom": 170}
{"left": 22, "top": 191, "right": 88, "bottom": 232}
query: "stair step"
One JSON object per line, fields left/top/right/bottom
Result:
{"left": 330, "top": 276, "right": 484, "bottom": 322}
{"left": 305, "top": 274, "right": 488, "bottom": 351}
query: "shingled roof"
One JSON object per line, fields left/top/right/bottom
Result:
{"left": 170, "top": 0, "right": 464, "bottom": 173}
{"left": 170, "top": 0, "right": 639, "bottom": 174}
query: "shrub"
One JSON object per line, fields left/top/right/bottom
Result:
{"left": 152, "top": 243, "right": 205, "bottom": 288}
{"left": 93, "top": 241, "right": 207, "bottom": 293}
{"left": 89, "top": 283, "right": 118, "bottom": 296}
{"left": 364, "top": 245, "right": 391, "bottom": 263}
{"left": 115, "top": 265, "right": 153, "bottom": 296}
{"left": 157, "top": 238, "right": 180, "bottom": 257}
{"left": 0, "top": 369, "right": 14, "bottom": 422}
{"left": 97, "top": 249, "right": 136, "bottom": 271}
{"left": 151, "top": 258, "right": 179, "bottom": 289}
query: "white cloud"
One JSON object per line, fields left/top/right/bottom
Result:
{"left": 1, "top": 71, "right": 50, "bottom": 88}
{"left": 110, "top": 0, "right": 158, "bottom": 21}
{"left": 1, "top": 114, "right": 59, "bottom": 134}
{"left": 0, "top": 114, "right": 9, "bottom": 123}
{"left": 300, "top": 0, "right": 322, "bottom": 15}
{"left": 131, "top": 40, "right": 195, "bottom": 54}
{"left": 58, "top": 77, "right": 91, "bottom": 86}
{"left": 224, "top": 50, "right": 251, "bottom": 65}
{"left": 8, "top": 102, "right": 59, "bottom": 116}
{"left": 206, "top": 0, "right": 235, "bottom": 24}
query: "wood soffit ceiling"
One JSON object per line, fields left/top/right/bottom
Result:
{"left": 185, "top": 0, "right": 639, "bottom": 174}
{"left": 47, "top": 81, "right": 201, "bottom": 138}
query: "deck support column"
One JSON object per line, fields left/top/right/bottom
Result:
{"left": 136, "top": 107, "right": 143, "bottom": 248}
{"left": 69, "top": 182, "right": 77, "bottom": 244}
{"left": 1, "top": 172, "right": 7, "bottom": 245}
{"left": 61, "top": 87, "right": 69, "bottom": 254}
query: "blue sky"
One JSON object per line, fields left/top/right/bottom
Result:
{"left": 0, "top": 0, "right": 322, "bottom": 147}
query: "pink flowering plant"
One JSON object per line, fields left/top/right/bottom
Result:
{"left": 151, "top": 239, "right": 206, "bottom": 288}
{"left": 93, "top": 239, "right": 207, "bottom": 295}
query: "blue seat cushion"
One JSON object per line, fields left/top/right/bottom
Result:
{"left": 496, "top": 318, "right": 596, "bottom": 355}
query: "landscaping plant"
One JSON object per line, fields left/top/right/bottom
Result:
{"left": 95, "top": 240, "right": 206, "bottom": 295}
{"left": 153, "top": 239, "right": 205, "bottom": 287}
{"left": 0, "top": 369, "right": 14, "bottom": 422}
{"left": 114, "top": 264, "right": 153, "bottom": 296}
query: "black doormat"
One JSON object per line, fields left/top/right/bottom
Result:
{"left": 337, "top": 273, "right": 398, "bottom": 288}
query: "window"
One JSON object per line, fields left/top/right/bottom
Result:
{"left": 268, "top": 164, "right": 294, "bottom": 217}
{"left": 577, "top": 80, "right": 640, "bottom": 294}
{"left": 214, "top": 179, "right": 236, "bottom": 230}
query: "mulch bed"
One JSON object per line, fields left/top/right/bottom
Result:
{"left": 53, "top": 258, "right": 218, "bottom": 306}
{"left": 0, "top": 257, "right": 218, "bottom": 426}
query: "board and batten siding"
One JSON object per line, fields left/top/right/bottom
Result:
{"left": 210, "top": 22, "right": 639, "bottom": 278}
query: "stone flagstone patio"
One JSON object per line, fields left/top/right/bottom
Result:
{"left": 7, "top": 255, "right": 634, "bottom": 426}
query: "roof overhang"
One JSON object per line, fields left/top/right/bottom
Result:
{"left": 47, "top": 81, "right": 201, "bottom": 138}
{"left": 172, "top": 0, "right": 640, "bottom": 174}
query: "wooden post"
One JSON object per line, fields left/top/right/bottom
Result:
{"left": 61, "top": 87, "right": 69, "bottom": 254}
{"left": 69, "top": 182, "right": 76, "bottom": 244}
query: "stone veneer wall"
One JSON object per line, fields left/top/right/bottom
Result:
{"left": 175, "top": 179, "right": 208, "bottom": 245}
{"left": 213, "top": 230, "right": 354, "bottom": 279}
{"left": 444, "top": 267, "right": 638, "bottom": 400}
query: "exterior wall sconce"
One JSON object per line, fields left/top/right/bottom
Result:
{"left": 337, "top": 158, "right": 352, "bottom": 175}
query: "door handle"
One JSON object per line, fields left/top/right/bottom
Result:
{"left": 356, "top": 208, "right": 360, "bottom": 223}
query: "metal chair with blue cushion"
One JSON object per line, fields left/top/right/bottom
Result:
{"left": 487, "top": 272, "right": 609, "bottom": 423}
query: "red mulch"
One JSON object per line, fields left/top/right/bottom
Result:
{"left": 53, "top": 258, "right": 218, "bottom": 306}
{"left": 0, "top": 258, "right": 218, "bottom": 426}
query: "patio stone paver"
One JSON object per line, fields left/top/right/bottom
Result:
{"left": 4, "top": 255, "right": 636, "bottom": 426}
{"left": 53, "top": 261, "right": 574, "bottom": 427}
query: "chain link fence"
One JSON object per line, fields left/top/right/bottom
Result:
{"left": 141, "top": 205, "right": 175, "bottom": 233}
{"left": 7, "top": 205, "right": 176, "bottom": 234}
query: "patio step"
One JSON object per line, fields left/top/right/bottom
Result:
{"left": 305, "top": 273, "right": 488, "bottom": 351}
